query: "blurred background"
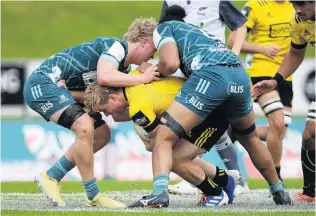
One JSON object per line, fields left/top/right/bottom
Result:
{"left": 1, "top": 1, "right": 315, "bottom": 182}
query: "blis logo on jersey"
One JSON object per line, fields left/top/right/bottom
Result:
{"left": 185, "top": 93, "right": 204, "bottom": 110}
{"left": 227, "top": 82, "right": 243, "bottom": 94}
{"left": 39, "top": 101, "right": 53, "bottom": 114}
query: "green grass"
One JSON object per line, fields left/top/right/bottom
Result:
{"left": 1, "top": 179, "right": 303, "bottom": 194}
{"left": 2, "top": 1, "right": 314, "bottom": 58}
{"left": 2, "top": 211, "right": 315, "bottom": 216}
{"left": 1, "top": 180, "right": 176, "bottom": 193}
{"left": 1, "top": 179, "right": 311, "bottom": 216}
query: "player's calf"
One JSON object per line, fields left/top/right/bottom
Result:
{"left": 300, "top": 117, "right": 315, "bottom": 199}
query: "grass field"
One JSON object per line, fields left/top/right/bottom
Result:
{"left": 2, "top": 1, "right": 315, "bottom": 58}
{"left": 1, "top": 179, "right": 315, "bottom": 216}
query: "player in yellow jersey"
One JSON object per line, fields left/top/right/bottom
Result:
{"left": 253, "top": 0, "right": 315, "bottom": 202}
{"left": 84, "top": 69, "right": 242, "bottom": 207}
{"left": 228, "top": 0, "right": 294, "bottom": 182}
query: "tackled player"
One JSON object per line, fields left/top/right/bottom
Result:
{"left": 84, "top": 68, "right": 241, "bottom": 207}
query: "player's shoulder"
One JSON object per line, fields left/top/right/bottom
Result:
{"left": 290, "top": 13, "right": 304, "bottom": 30}
{"left": 93, "top": 37, "right": 127, "bottom": 48}
{"left": 157, "top": 20, "right": 183, "bottom": 29}
{"left": 292, "top": 13, "right": 304, "bottom": 25}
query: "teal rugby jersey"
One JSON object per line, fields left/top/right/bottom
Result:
{"left": 153, "top": 21, "right": 241, "bottom": 77}
{"left": 34, "top": 37, "right": 129, "bottom": 90}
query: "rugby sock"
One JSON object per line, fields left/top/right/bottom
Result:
{"left": 301, "top": 149, "right": 315, "bottom": 197}
{"left": 212, "top": 167, "right": 228, "bottom": 188}
{"left": 83, "top": 178, "right": 101, "bottom": 200}
{"left": 153, "top": 174, "right": 170, "bottom": 195}
{"left": 46, "top": 155, "right": 75, "bottom": 182}
{"left": 215, "top": 133, "right": 244, "bottom": 172}
{"left": 269, "top": 180, "right": 284, "bottom": 194}
{"left": 196, "top": 175, "right": 222, "bottom": 196}
{"left": 275, "top": 166, "right": 282, "bottom": 182}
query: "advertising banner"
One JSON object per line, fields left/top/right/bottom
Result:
{"left": 1, "top": 118, "right": 305, "bottom": 181}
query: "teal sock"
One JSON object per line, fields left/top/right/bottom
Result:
{"left": 269, "top": 180, "right": 284, "bottom": 193}
{"left": 46, "top": 155, "right": 74, "bottom": 182}
{"left": 152, "top": 174, "right": 169, "bottom": 195}
{"left": 83, "top": 178, "right": 100, "bottom": 200}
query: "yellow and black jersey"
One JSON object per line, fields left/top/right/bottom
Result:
{"left": 123, "top": 70, "right": 185, "bottom": 132}
{"left": 290, "top": 14, "right": 315, "bottom": 49}
{"left": 242, "top": 0, "right": 294, "bottom": 80}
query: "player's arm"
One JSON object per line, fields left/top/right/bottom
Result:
{"left": 97, "top": 59, "right": 158, "bottom": 87}
{"left": 97, "top": 42, "right": 158, "bottom": 87}
{"left": 219, "top": 0, "right": 247, "bottom": 56}
{"left": 153, "top": 24, "right": 180, "bottom": 76}
{"left": 277, "top": 42, "right": 306, "bottom": 80}
{"left": 277, "top": 15, "right": 308, "bottom": 80}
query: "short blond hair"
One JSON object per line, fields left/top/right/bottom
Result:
{"left": 123, "top": 17, "right": 157, "bottom": 42}
{"left": 84, "top": 82, "right": 121, "bottom": 111}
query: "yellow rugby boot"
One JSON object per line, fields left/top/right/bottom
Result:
{"left": 86, "top": 193, "right": 126, "bottom": 208}
{"left": 34, "top": 172, "right": 66, "bottom": 207}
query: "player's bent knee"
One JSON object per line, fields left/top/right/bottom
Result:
{"left": 269, "top": 117, "right": 287, "bottom": 136}
{"left": 71, "top": 114, "right": 95, "bottom": 139}
{"left": 57, "top": 103, "right": 86, "bottom": 129}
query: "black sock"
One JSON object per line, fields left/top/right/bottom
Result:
{"left": 275, "top": 167, "right": 282, "bottom": 182}
{"left": 196, "top": 175, "right": 222, "bottom": 196}
{"left": 301, "top": 149, "right": 315, "bottom": 197}
{"left": 212, "top": 167, "right": 228, "bottom": 188}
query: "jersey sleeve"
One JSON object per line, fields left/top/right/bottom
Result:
{"left": 153, "top": 23, "right": 176, "bottom": 51}
{"left": 99, "top": 41, "right": 126, "bottom": 66}
{"left": 290, "top": 14, "right": 307, "bottom": 49}
{"left": 241, "top": 1, "right": 257, "bottom": 30}
{"left": 219, "top": 0, "right": 247, "bottom": 31}
{"left": 129, "top": 100, "right": 159, "bottom": 132}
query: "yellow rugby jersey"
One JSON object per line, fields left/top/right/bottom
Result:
{"left": 242, "top": 0, "right": 294, "bottom": 80}
{"left": 123, "top": 70, "right": 185, "bottom": 132}
{"left": 290, "top": 14, "right": 315, "bottom": 49}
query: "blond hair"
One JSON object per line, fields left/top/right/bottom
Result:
{"left": 123, "top": 17, "right": 157, "bottom": 42}
{"left": 84, "top": 82, "right": 121, "bottom": 111}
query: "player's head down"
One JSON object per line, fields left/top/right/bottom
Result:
{"left": 160, "top": 5, "right": 186, "bottom": 24}
{"left": 124, "top": 18, "right": 157, "bottom": 65}
{"left": 290, "top": 0, "right": 315, "bottom": 21}
{"left": 85, "top": 82, "right": 127, "bottom": 116}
